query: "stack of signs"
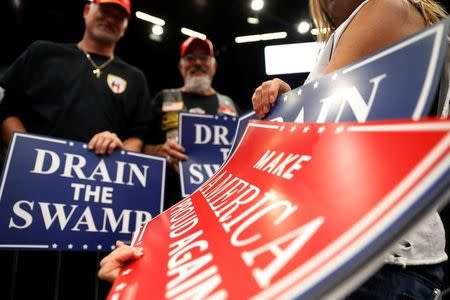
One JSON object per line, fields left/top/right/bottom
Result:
{"left": 230, "top": 18, "right": 450, "bottom": 154}
{"left": 0, "top": 133, "right": 165, "bottom": 251}
{"left": 107, "top": 18, "right": 450, "bottom": 299}
{"left": 180, "top": 18, "right": 450, "bottom": 196}
{"left": 179, "top": 113, "right": 238, "bottom": 196}
{"left": 108, "top": 119, "right": 450, "bottom": 299}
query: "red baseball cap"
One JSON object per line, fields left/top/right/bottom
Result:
{"left": 93, "top": 0, "right": 131, "bottom": 17}
{"left": 180, "top": 37, "right": 214, "bottom": 57}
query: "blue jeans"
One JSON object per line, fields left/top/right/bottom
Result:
{"left": 345, "top": 263, "right": 444, "bottom": 300}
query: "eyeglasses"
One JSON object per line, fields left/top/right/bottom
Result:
{"left": 183, "top": 54, "right": 212, "bottom": 63}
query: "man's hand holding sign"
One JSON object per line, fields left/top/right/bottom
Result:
{"left": 178, "top": 113, "right": 237, "bottom": 196}
{"left": 0, "top": 133, "right": 166, "bottom": 251}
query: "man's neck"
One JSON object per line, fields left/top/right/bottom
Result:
{"left": 181, "top": 86, "right": 216, "bottom": 96}
{"left": 78, "top": 37, "right": 115, "bottom": 57}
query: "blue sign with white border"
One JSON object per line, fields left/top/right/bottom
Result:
{"left": 0, "top": 133, "right": 166, "bottom": 251}
{"left": 179, "top": 113, "right": 238, "bottom": 196}
{"left": 231, "top": 18, "right": 450, "bottom": 153}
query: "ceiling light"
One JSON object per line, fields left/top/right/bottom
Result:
{"left": 152, "top": 25, "right": 164, "bottom": 36}
{"left": 250, "top": 0, "right": 264, "bottom": 11}
{"left": 135, "top": 11, "right": 166, "bottom": 26}
{"left": 235, "top": 34, "right": 260, "bottom": 43}
{"left": 297, "top": 21, "right": 311, "bottom": 34}
{"left": 261, "top": 32, "right": 287, "bottom": 40}
{"left": 247, "top": 17, "right": 259, "bottom": 24}
{"left": 235, "top": 32, "right": 287, "bottom": 44}
{"left": 180, "top": 28, "right": 207, "bottom": 40}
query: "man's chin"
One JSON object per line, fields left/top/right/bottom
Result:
{"left": 93, "top": 33, "right": 119, "bottom": 45}
{"left": 92, "top": 28, "right": 120, "bottom": 44}
{"left": 185, "top": 77, "right": 212, "bottom": 93}
{"left": 189, "top": 72, "right": 208, "bottom": 77}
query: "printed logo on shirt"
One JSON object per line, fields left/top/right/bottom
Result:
{"left": 162, "top": 101, "right": 184, "bottom": 112}
{"left": 188, "top": 107, "right": 206, "bottom": 114}
{"left": 162, "top": 112, "right": 179, "bottom": 131}
{"left": 107, "top": 74, "right": 127, "bottom": 94}
{"left": 166, "top": 129, "right": 179, "bottom": 141}
{"left": 219, "top": 104, "right": 237, "bottom": 116}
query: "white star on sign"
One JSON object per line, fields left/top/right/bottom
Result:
{"left": 279, "top": 125, "right": 285, "bottom": 131}
{"left": 83, "top": 244, "right": 88, "bottom": 250}
{"left": 111, "top": 245, "right": 116, "bottom": 250}
{"left": 313, "top": 81, "right": 319, "bottom": 89}
{"left": 115, "top": 283, "right": 127, "bottom": 292}
{"left": 318, "top": 126, "right": 326, "bottom": 134}
{"left": 97, "top": 245, "right": 103, "bottom": 250}
{"left": 68, "top": 244, "right": 73, "bottom": 249}
{"left": 52, "top": 243, "right": 58, "bottom": 249}
{"left": 290, "top": 126, "right": 297, "bottom": 132}
{"left": 122, "top": 269, "right": 132, "bottom": 276}
{"left": 336, "top": 126, "right": 345, "bottom": 134}
{"left": 303, "top": 126, "right": 310, "bottom": 133}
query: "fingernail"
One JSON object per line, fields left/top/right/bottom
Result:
{"left": 135, "top": 247, "right": 144, "bottom": 256}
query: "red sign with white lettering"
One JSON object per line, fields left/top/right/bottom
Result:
{"left": 108, "top": 119, "right": 450, "bottom": 300}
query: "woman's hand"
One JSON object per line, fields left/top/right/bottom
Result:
{"left": 98, "top": 241, "right": 143, "bottom": 283}
{"left": 252, "top": 78, "right": 291, "bottom": 118}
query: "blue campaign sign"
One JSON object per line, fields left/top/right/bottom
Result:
{"left": 231, "top": 18, "right": 450, "bottom": 151}
{"left": 0, "top": 133, "right": 165, "bottom": 251}
{"left": 178, "top": 113, "right": 238, "bottom": 197}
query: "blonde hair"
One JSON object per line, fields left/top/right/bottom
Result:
{"left": 410, "top": 0, "right": 448, "bottom": 25}
{"left": 309, "top": 0, "right": 448, "bottom": 42}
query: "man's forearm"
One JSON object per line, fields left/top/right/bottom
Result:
{"left": 1, "top": 116, "right": 26, "bottom": 145}
{"left": 143, "top": 144, "right": 165, "bottom": 156}
{"left": 123, "top": 137, "right": 143, "bottom": 153}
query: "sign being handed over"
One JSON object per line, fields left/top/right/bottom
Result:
{"left": 108, "top": 119, "right": 450, "bottom": 300}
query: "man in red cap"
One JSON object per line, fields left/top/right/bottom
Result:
{"left": 94, "top": 0, "right": 131, "bottom": 17}
{"left": 0, "top": 0, "right": 151, "bottom": 298}
{"left": 144, "top": 36, "right": 239, "bottom": 210}
{"left": 0, "top": 0, "right": 149, "bottom": 154}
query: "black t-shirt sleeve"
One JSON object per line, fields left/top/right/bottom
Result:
{"left": 144, "top": 91, "right": 165, "bottom": 145}
{"left": 124, "top": 70, "right": 153, "bottom": 141}
{"left": 0, "top": 41, "right": 38, "bottom": 122}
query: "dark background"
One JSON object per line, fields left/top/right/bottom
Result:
{"left": 0, "top": 0, "right": 319, "bottom": 113}
{"left": 2, "top": 0, "right": 449, "bottom": 111}
{"left": 0, "top": 0, "right": 450, "bottom": 299}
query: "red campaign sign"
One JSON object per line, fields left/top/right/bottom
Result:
{"left": 108, "top": 119, "right": 450, "bottom": 300}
